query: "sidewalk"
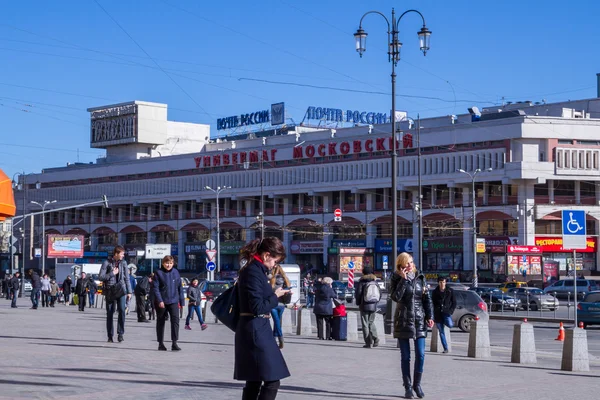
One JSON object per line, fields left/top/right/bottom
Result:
{"left": 0, "top": 302, "right": 598, "bottom": 400}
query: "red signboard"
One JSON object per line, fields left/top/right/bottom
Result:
{"left": 507, "top": 245, "right": 542, "bottom": 254}
{"left": 47, "top": 234, "right": 84, "bottom": 258}
{"left": 534, "top": 236, "right": 596, "bottom": 253}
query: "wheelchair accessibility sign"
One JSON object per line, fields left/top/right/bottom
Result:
{"left": 562, "top": 210, "right": 587, "bottom": 249}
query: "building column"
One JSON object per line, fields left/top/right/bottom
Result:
{"left": 575, "top": 181, "right": 581, "bottom": 205}
{"left": 283, "top": 228, "right": 294, "bottom": 263}
{"left": 431, "top": 185, "right": 437, "bottom": 207}
{"left": 502, "top": 184, "right": 508, "bottom": 205}
{"left": 244, "top": 200, "right": 252, "bottom": 217}
{"left": 366, "top": 221, "right": 377, "bottom": 249}
{"left": 148, "top": 232, "right": 156, "bottom": 244}
{"left": 518, "top": 181, "right": 535, "bottom": 246}
{"left": 178, "top": 232, "right": 186, "bottom": 270}
{"left": 463, "top": 217, "right": 473, "bottom": 271}
{"left": 383, "top": 188, "right": 389, "bottom": 210}
{"left": 322, "top": 194, "right": 331, "bottom": 213}
{"left": 282, "top": 196, "right": 291, "bottom": 214}
{"left": 90, "top": 234, "right": 99, "bottom": 251}
{"left": 321, "top": 225, "right": 330, "bottom": 268}
{"left": 548, "top": 180, "right": 554, "bottom": 203}
{"left": 482, "top": 182, "right": 489, "bottom": 205}
{"left": 366, "top": 192, "right": 374, "bottom": 211}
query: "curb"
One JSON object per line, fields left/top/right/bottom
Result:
{"left": 489, "top": 315, "right": 573, "bottom": 323}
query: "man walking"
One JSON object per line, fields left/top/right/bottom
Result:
{"left": 75, "top": 272, "right": 91, "bottom": 311}
{"left": 27, "top": 269, "right": 42, "bottom": 309}
{"left": 355, "top": 266, "right": 381, "bottom": 348}
{"left": 134, "top": 274, "right": 151, "bottom": 323}
{"left": 10, "top": 272, "right": 20, "bottom": 308}
{"left": 431, "top": 276, "right": 456, "bottom": 353}
{"left": 62, "top": 276, "right": 73, "bottom": 306}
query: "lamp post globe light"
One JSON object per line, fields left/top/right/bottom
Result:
{"left": 458, "top": 168, "right": 492, "bottom": 287}
{"left": 30, "top": 200, "right": 57, "bottom": 275}
{"left": 354, "top": 8, "right": 431, "bottom": 269}
{"left": 204, "top": 185, "right": 231, "bottom": 275}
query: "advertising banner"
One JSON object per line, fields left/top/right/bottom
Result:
{"left": 492, "top": 255, "right": 506, "bottom": 275}
{"left": 47, "top": 235, "right": 84, "bottom": 258}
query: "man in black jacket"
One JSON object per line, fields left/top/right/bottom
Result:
{"left": 134, "top": 275, "right": 151, "bottom": 323}
{"left": 10, "top": 272, "right": 20, "bottom": 308}
{"left": 75, "top": 272, "right": 91, "bottom": 311}
{"left": 431, "top": 276, "right": 456, "bottom": 353}
{"left": 27, "top": 269, "right": 42, "bottom": 309}
{"left": 355, "top": 266, "right": 381, "bottom": 348}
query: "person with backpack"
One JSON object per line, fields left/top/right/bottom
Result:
{"left": 134, "top": 274, "right": 151, "bottom": 323}
{"left": 355, "top": 266, "right": 381, "bottom": 348}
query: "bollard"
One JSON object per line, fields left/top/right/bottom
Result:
{"left": 374, "top": 314, "right": 386, "bottom": 345}
{"left": 346, "top": 311, "right": 359, "bottom": 342}
{"left": 297, "top": 308, "right": 313, "bottom": 336}
{"left": 468, "top": 318, "right": 491, "bottom": 359}
{"left": 282, "top": 307, "right": 294, "bottom": 335}
{"left": 430, "top": 323, "right": 452, "bottom": 353}
{"left": 511, "top": 322, "right": 537, "bottom": 364}
{"left": 204, "top": 300, "right": 218, "bottom": 324}
{"left": 561, "top": 328, "right": 590, "bottom": 372}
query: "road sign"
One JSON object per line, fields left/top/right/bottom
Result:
{"left": 145, "top": 244, "right": 172, "bottom": 260}
{"left": 562, "top": 210, "right": 586, "bottom": 249}
{"left": 382, "top": 255, "right": 389, "bottom": 270}
{"left": 34, "top": 248, "right": 41, "bottom": 258}
{"left": 382, "top": 262, "right": 389, "bottom": 270}
{"left": 334, "top": 208, "right": 342, "bottom": 222}
{"left": 206, "top": 261, "right": 216, "bottom": 272}
{"left": 348, "top": 261, "right": 355, "bottom": 270}
{"left": 206, "top": 249, "right": 217, "bottom": 261}
{"left": 205, "top": 239, "right": 216, "bottom": 250}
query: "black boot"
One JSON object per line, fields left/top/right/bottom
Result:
{"left": 413, "top": 372, "right": 424, "bottom": 398}
{"left": 403, "top": 374, "right": 414, "bottom": 399}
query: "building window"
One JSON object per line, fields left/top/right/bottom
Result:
{"left": 581, "top": 181, "right": 596, "bottom": 199}
{"left": 488, "top": 182, "right": 502, "bottom": 197}
{"left": 553, "top": 180, "right": 575, "bottom": 196}
{"left": 534, "top": 183, "right": 549, "bottom": 196}
{"left": 377, "top": 223, "right": 413, "bottom": 237}
{"left": 125, "top": 232, "right": 147, "bottom": 244}
{"left": 478, "top": 220, "right": 504, "bottom": 236}
{"left": 155, "top": 231, "right": 178, "bottom": 243}
{"left": 186, "top": 231, "right": 209, "bottom": 242}
{"left": 291, "top": 225, "right": 323, "bottom": 241}
{"left": 507, "top": 220, "right": 519, "bottom": 236}
{"left": 423, "top": 220, "right": 461, "bottom": 237}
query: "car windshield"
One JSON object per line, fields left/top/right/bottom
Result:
{"left": 207, "top": 283, "right": 230, "bottom": 292}
{"left": 332, "top": 282, "right": 347, "bottom": 289}
{"left": 527, "top": 289, "right": 544, "bottom": 295}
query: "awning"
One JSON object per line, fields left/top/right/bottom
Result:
{"left": 0, "top": 169, "right": 16, "bottom": 221}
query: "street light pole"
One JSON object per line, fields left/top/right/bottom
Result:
{"left": 30, "top": 200, "right": 57, "bottom": 275}
{"left": 459, "top": 168, "right": 492, "bottom": 287}
{"left": 355, "top": 8, "right": 431, "bottom": 268}
{"left": 417, "top": 115, "right": 424, "bottom": 272}
{"left": 205, "top": 186, "right": 230, "bottom": 276}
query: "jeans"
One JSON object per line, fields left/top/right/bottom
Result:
{"left": 360, "top": 311, "right": 378, "bottom": 344}
{"left": 30, "top": 288, "right": 40, "bottom": 308}
{"left": 106, "top": 295, "right": 127, "bottom": 338}
{"left": 186, "top": 304, "right": 205, "bottom": 325}
{"left": 399, "top": 337, "right": 426, "bottom": 375}
{"left": 41, "top": 290, "right": 50, "bottom": 307}
{"left": 306, "top": 293, "right": 314, "bottom": 308}
{"left": 270, "top": 305, "right": 285, "bottom": 337}
{"left": 64, "top": 293, "right": 70, "bottom": 305}
{"left": 157, "top": 303, "right": 180, "bottom": 343}
{"left": 11, "top": 289, "right": 18, "bottom": 307}
{"left": 88, "top": 292, "right": 96, "bottom": 306}
{"left": 436, "top": 314, "right": 454, "bottom": 351}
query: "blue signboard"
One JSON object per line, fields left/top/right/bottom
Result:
{"left": 305, "top": 106, "right": 387, "bottom": 124}
{"left": 206, "top": 261, "right": 216, "bottom": 272}
{"left": 382, "top": 255, "right": 388, "bottom": 263}
{"left": 562, "top": 210, "right": 587, "bottom": 249}
{"left": 83, "top": 251, "right": 108, "bottom": 258}
{"left": 375, "top": 239, "right": 413, "bottom": 253}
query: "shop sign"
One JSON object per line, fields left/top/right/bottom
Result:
{"left": 507, "top": 245, "right": 542, "bottom": 253}
{"left": 185, "top": 243, "right": 207, "bottom": 254}
{"left": 422, "top": 238, "right": 463, "bottom": 252}
{"left": 534, "top": 237, "right": 596, "bottom": 253}
{"left": 305, "top": 106, "right": 387, "bottom": 125}
{"left": 331, "top": 239, "right": 366, "bottom": 248}
{"left": 90, "top": 104, "right": 137, "bottom": 148}
{"left": 290, "top": 240, "right": 323, "bottom": 254}
{"left": 338, "top": 248, "right": 373, "bottom": 255}
{"left": 375, "top": 239, "right": 413, "bottom": 253}
{"left": 220, "top": 241, "right": 246, "bottom": 255}
{"left": 476, "top": 238, "right": 486, "bottom": 253}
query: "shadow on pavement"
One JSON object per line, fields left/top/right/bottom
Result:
{"left": 56, "top": 367, "right": 152, "bottom": 376}
{"left": 0, "top": 334, "right": 107, "bottom": 343}
{"left": 0, "top": 379, "right": 72, "bottom": 387}
{"left": 549, "top": 372, "right": 599, "bottom": 378}
{"left": 32, "top": 342, "right": 153, "bottom": 352}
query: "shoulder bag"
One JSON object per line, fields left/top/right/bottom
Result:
{"left": 210, "top": 283, "right": 239, "bottom": 331}
{"left": 106, "top": 263, "right": 126, "bottom": 302}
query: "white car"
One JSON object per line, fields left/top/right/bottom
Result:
{"left": 23, "top": 279, "right": 32, "bottom": 292}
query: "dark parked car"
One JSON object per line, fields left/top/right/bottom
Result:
{"left": 331, "top": 280, "right": 355, "bottom": 303}
{"left": 577, "top": 291, "right": 600, "bottom": 328}
{"left": 199, "top": 280, "right": 232, "bottom": 301}
{"left": 469, "top": 287, "right": 521, "bottom": 311}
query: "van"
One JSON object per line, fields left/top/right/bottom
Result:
{"left": 543, "top": 279, "right": 597, "bottom": 299}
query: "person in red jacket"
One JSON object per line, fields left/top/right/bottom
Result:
{"left": 152, "top": 255, "right": 185, "bottom": 351}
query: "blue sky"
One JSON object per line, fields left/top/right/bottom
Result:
{"left": 1, "top": 0, "right": 599, "bottom": 180}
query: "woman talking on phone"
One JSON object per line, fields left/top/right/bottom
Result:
{"left": 389, "top": 252, "right": 433, "bottom": 399}
{"left": 235, "top": 237, "right": 290, "bottom": 400}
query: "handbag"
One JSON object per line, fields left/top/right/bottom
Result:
{"left": 210, "top": 284, "right": 239, "bottom": 332}
{"left": 106, "top": 282, "right": 126, "bottom": 302}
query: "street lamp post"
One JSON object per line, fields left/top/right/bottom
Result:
{"left": 30, "top": 200, "right": 57, "bottom": 275}
{"left": 205, "top": 186, "right": 230, "bottom": 275}
{"left": 458, "top": 168, "right": 492, "bottom": 287}
{"left": 355, "top": 8, "right": 431, "bottom": 267}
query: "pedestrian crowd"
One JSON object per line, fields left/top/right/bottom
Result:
{"left": 1, "top": 237, "right": 456, "bottom": 400}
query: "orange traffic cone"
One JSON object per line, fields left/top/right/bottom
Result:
{"left": 555, "top": 322, "right": 565, "bottom": 341}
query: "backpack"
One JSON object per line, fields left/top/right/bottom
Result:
{"left": 363, "top": 281, "right": 381, "bottom": 304}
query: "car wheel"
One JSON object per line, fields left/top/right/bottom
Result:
{"left": 459, "top": 314, "right": 475, "bottom": 332}
{"left": 529, "top": 301, "right": 538, "bottom": 311}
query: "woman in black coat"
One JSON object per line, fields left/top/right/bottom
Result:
{"left": 312, "top": 277, "right": 336, "bottom": 340}
{"left": 235, "top": 237, "right": 290, "bottom": 400}
{"left": 389, "top": 252, "right": 433, "bottom": 399}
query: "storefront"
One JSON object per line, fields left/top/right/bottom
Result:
{"left": 422, "top": 238, "right": 463, "bottom": 271}
{"left": 289, "top": 240, "right": 324, "bottom": 274}
{"left": 183, "top": 242, "right": 207, "bottom": 275}
{"left": 535, "top": 236, "right": 597, "bottom": 276}
{"left": 476, "top": 236, "right": 518, "bottom": 279}
{"left": 374, "top": 238, "right": 413, "bottom": 271}
{"left": 219, "top": 241, "right": 246, "bottom": 274}
{"left": 506, "top": 245, "right": 543, "bottom": 279}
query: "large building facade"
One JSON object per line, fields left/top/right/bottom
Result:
{"left": 12, "top": 97, "right": 600, "bottom": 282}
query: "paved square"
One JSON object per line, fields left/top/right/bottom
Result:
{"left": 0, "top": 301, "right": 598, "bottom": 400}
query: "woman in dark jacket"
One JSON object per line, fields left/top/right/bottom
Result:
{"left": 389, "top": 252, "right": 433, "bottom": 399}
{"left": 313, "top": 277, "right": 336, "bottom": 340}
{"left": 235, "top": 237, "right": 290, "bottom": 400}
